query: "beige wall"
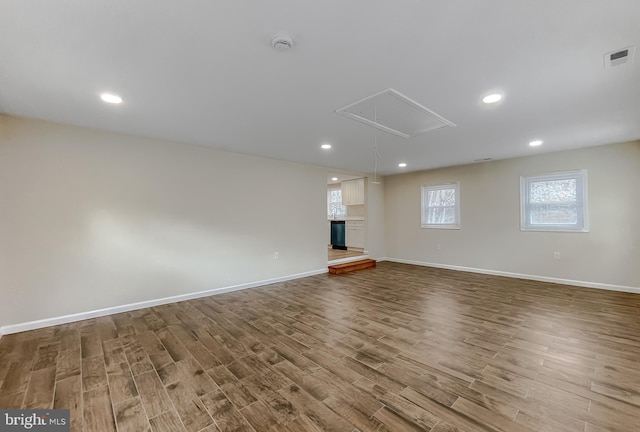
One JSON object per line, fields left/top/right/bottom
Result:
{"left": 384, "top": 141, "right": 640, "bottom": 290}
{"left": 0, "top": 116, "right": 328, "bottom": 329}
{"left": 365, "top": 177, "right": 385, "bottom": 258}
{"left": 2, "top": 114, "right": 636, "bottom": 331}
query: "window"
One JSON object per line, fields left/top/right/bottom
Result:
{"left": 421, "top": 183, "right": 460, "bottom": 229}
{"left": 520, "top": 170, "right": 588, "bottom": 232}
{"left": 327, "top": 188, "right": 346, "bottom": 218}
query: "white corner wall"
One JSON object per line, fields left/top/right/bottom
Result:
{"left": 0, "top": 116, "right": 329, "bottom": 330}
{"left": 384, "top": 141, "right": 640, "bottom": 291}
{"left": 365, "top": 177, "right": 385, "bottom": 259}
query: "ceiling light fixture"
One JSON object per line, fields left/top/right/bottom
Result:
{"left": 482, "top": 93, "right": 502, "bottom": 104}
{"left": 371, "top": 135, "right": 382, "bottom": 185}
{"left": 369, "top": 106, "right": 384, "bottom": 185}
{"left": 529, "top": 140, "right": 543, "bottom": 147}
{"left": 398, "top": 162, "right": 407, "bottom": 168}
{"left": 331, "top": 177, "right": 338, "bottom": 181}
{"left": 100, "top": 93, "right": 123, "bottom": 104}
{"left": 321, "top": 143, "right": 332, "bottom": 149}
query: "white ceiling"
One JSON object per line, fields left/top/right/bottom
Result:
{"left": 1, "top": 1, "right": 639, "bottom": 176}
{"left": 327, "top": 172, "right": 361, "bottom": 186}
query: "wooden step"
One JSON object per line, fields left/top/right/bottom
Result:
{"left": 328, "top": 259, "right": 377, "bottom": 275}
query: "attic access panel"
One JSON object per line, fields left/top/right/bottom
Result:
{"left": 336, "top": 88, "right": 455, "bottom": 139}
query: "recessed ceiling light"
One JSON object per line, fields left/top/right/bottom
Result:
{"left": 100, "top": 93, "right": 123, "bottom": 104}
{"left": 398, "top": 162, "right": 407, "bottom": 168}
{"left": 529, "top": 140, "right": 543, "bottom": 147}
{"left": 482, "top": 93, "right": 502, "bottom": 104}
{"left": 321, "top": 144, "right": 332, "bottom": 150}
{"left": 331, "top": 177, "right": 338, "bottom": 181}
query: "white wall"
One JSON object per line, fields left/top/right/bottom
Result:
{"left": 2, "top": 115, "right": 635, "bottom": 332}
{"left": 365, "top": 177, "right": 385, "bottom": 259}
{"left": 384, "top": 141, "right": 640, "bottom": 290}
{"left": 0, "top": 116, "right": 328, "bottom": 329}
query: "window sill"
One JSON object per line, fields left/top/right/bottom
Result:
{"left": 421, "top": 225, "right": 461, "bottom": 230}
{"left": 521, "top": 227, "right": 589, "bottom": 233}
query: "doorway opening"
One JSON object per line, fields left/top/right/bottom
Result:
{"left": 326, "top": 172, "right": 367, "bottom": 265}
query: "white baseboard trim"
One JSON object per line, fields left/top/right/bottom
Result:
{"left": 0, "top": 268, "right": 329, "bottom": 336}
{"left": 384, "top": 257, "right": 640, "bottom": 295}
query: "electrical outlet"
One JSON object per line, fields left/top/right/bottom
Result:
{"left": 553, "top": 251, "right": 560, "bottom": 260}
{"left": 274, "top": 252, "right": 279, "bottom": 260}
{"left": 436, "top": 243, "right": 441, "bottom": 250}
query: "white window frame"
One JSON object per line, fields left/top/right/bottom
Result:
{"left": 520, "top": 170, "right": 588, "bottom": 232}
{"left": 327, "top": 186, "right": 346, "bottom": 219}
{"left": 421, "top": 183, "right": 461, "bottom": 229}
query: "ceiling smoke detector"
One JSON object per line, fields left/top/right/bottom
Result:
{"left": 272, "top": 34, "right": 294, "bottom": 51}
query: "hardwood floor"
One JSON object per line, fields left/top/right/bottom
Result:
{"left": 328, "top": 247, "right": 364, "bottom": 261}
{"left": 1, "top": 262, "right": 640, "bottom": 432}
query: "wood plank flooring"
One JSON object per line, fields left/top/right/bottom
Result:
{"left": 1, "top": 262, "right": 640, "bottom": 431}
{"left": 328, "top": 247, "right": 364, "bottom": 261}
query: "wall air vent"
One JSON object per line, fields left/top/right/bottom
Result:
{"left": 604, "top": 46, "right": 635, "bottom": 69}
{"left": 335, "top": 88, "right": 455, "bottom": 139}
